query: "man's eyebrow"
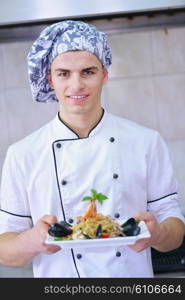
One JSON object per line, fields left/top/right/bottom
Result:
{"left": 54, "top": 68, "right": 69, "bottom": 72}
{"left": 54, "top": 66, "right": 99, "bottom": 72}
{"left": 82, "top": 66, "right": 99, "bottom": 71}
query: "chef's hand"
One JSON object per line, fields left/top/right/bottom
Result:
{"left": 128, "top": 211, "right": 161, "bottom": 252}
{"left": 29, "top": 215, "right": 61, "bottom": 255}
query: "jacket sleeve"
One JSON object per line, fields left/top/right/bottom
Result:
{"left": 147, "top": 132, "right": 185, "bottom": 224}
{"left": 0, "top": 146, "right": 33, "bottom": 234}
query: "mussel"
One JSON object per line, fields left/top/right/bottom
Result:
{"left": 48, "top": 221, "right": 73, "bottom": 237}
{"left": 95, "top": 224, "right": 102, "bottom": 238}
{"left": 121, "top": 218, "right": 141, "bottom": 236}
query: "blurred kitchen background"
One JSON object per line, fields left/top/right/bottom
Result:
{"left": 0, "top": 0, "right": 185, "bottom": 277}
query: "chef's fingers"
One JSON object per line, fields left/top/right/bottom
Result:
{"left": 134, "top": 211, "right": 158, "bottom": 233}
{"left": 38, "top": 216, "right": 62, "bottom": 254}
{"left": 40, "top": 215, "right": 58, "bottom": 225}
{"left": 42, "top": 244, "right": 61, "bottom": 254}
{"left": 134, "top": 211, "right": 154, "bottom": 222}
{"left": 31, "top": 216, "right": 57, "bottom": 244}
{"left": 129, "top": 212, "right": 161, "bottom": 252}
{"left": 128, "top": 237, "right": 151, "bottom": 252}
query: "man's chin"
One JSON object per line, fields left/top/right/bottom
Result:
{"left": 68, "top": 105, "right": 90, "bottom": 115}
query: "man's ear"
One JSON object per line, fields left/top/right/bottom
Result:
{"left": 103, "top": 71, "right": 108, "bottom": 85}
{"left": 48, "top": 72, "right": 54, "bottom": 88}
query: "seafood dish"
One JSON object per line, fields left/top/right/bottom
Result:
{"left": 48, "top": 190, "right": 141, "bottom": 241}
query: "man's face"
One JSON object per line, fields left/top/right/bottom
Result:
{"left": 48, "top": 51, "right": 108, "bottom": 117}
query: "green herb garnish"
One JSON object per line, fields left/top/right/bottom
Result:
{"left": 82, "top": 189, "right": 108, "bottom": 205}
{"left": 54, "top": 237, "right": 64, "bottom": 241}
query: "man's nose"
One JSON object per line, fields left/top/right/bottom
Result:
{"left": 70, "top": 74, "right": 85, "bottom": 91}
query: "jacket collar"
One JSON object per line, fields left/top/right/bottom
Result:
{"left": 51, "top": 108, "right": 108, "bottom": 140}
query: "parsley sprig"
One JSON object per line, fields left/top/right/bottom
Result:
{"left": 82, "top": 189, "right": 108, "bottom": 204}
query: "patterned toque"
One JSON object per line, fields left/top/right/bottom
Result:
{"left": 27, "top": 20, "right": 112, "bottom": 102}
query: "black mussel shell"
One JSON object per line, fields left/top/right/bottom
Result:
{"left": 121, "top": 218, "right": 141, "bottom": 236}
{"left": 121, "top": 218, "right": 137, "bottom": 228}
{"left": 48, "top": 222, "right": 73, "bottom": 237}
{"left": 59, "top": 221, "right": 72, "bottom": 227}
{"left": 122, "top": 224, "right": 141, "bottom": 236}
{"left": 132, "top": 226, "right": 141, "bottom": 236}
{"left": 95, "top": 224, "right": 102, "bottom": 238}
{"left": 122, "top": 224, "right": 135, "bottom": 236}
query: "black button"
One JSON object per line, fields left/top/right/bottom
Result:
{"left": 114, "top": 213, "right": 120, "bottom": 218}
{"left": 113, "top": 173, "right": 119, "bottom": 179}
{"left": 56, "top": 143, "right": 61, "bottom": 148}
{"left": 68, "top": 218, "right": 74, "bottom": 224}
{"left": 61, "top": 180, "right": 67, "bottom": 185}
{"left": 77, "top": 254, "right": 82, "bottom": 259}
{"left": 116, "top": 251, "right": 121, "bottom": 257}
{"left": 110, "top": 137, "right": 115, "bottom": 142}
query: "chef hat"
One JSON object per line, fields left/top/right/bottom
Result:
{"left": 27, "top": 20, "right": 112, "bottom": 102}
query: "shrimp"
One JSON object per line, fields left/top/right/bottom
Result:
{"left": 82, "top": 201, "right": 97, "bottom": 219}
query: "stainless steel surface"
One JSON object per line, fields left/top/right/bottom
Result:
{"left": 1, "top": 11, "right": 185, "bottom": 42}
{"left": 0, "top": 0, "right": 185, "bottom": 26}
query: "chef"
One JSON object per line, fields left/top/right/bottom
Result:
{"left": 0, "top": 20, "right": 184, "bottom": 278}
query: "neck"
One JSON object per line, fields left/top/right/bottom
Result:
{"left": 59, "top": 108, "right": 104, "bottom": 138}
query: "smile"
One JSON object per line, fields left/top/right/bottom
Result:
{"left": 69, "top": 95, "right": 88, "bottom": 99}
{"left": 68, "top": 95, "right": 89, "bottom": 103}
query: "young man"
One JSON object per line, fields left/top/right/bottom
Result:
{"left": 0, "top": 20, "right": 184, "bottom": 278}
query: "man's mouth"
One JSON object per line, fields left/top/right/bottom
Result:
{"left": 68, "top": 95, "right": 89, "bottom": 103}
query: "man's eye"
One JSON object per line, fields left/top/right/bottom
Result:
{"left": 57, "top": 72, "right": 68, "bottom": 77}
{"left": 83, "top": 70, "right": 94, "bottom": 76}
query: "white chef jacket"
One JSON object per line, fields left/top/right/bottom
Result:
{"left": 0, "top": 110, "right": 184, "bottom": 278}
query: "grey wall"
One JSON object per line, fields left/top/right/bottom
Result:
{"left": 0, "top": 22, "right": 185, "bottom": 277}
{"left": 106, "top": 26, "right": 185, "bottom": 216}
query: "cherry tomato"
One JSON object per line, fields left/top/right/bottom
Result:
{"left": 100, "top": 233, "right": 110, "bottom": 238}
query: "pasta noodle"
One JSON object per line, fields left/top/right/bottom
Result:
{"left": 59, "top": 213, "right": 123, "bottom": 240}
